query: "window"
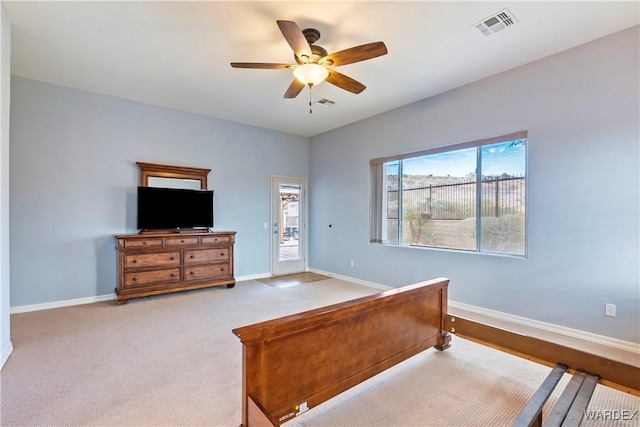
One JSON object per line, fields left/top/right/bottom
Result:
{"left": 370, "top": 131, "right": 527, "bottom": 256}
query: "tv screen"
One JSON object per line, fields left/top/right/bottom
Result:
{"left": 137, "top": 186, "right": 214, "bottom": 230}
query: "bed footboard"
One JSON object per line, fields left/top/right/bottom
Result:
{"left": 232, "top": 277, "right": 450, "bottom": 426}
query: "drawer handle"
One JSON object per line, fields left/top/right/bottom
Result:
{"left": 220, "top": 268, "right": 225, "bottom": 272}
{"left": 132, "top": 259, "right": 137, "bottom": 264}
{"left": 142, "top": 242, "right": 146, "bottom": 245}
{"left": 190, "top": 271, "right": 195, "bottom": 275}
{"left": 190, "top": 255, "right": 195, "bottom": 259}
{"left": 132, "top": 277, "right": 137, "bottom": 282}
{"left": 214, "top": 238, "right": 218, "bottom": 241}
{"left": 180, "top": 240, "right": 184, "bottom": 243}
{"left": 170, "top": 273, "right": 175, "bottom": 277}
{"left": 220, "top": 253, "right": 224, "bottom": 256}
{"left": 170, "top": 257, "right": 175, "bottom": 260}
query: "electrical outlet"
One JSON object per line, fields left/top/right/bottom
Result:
{"left": 349, "top": 260, "right": 355, "bottom": 267}
{"left": 605, "top": 303, "right": 616, "bottom": 317}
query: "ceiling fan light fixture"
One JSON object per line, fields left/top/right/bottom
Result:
{"left": 293, "top": 63, "right": 329, "bottom": 86}
{"left": 231, "top": 20, "right": 388, "bottom": 99}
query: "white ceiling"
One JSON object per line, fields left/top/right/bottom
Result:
{"left": 4, "top": 1, "right": 639, "bottom": 137}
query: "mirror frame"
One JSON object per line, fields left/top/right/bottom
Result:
{"left": 137, "top": 162, "right": 210, "bottom": 189}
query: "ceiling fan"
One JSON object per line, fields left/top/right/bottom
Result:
{"left": 230, "top": 20, "right": 388, "bottom": 100}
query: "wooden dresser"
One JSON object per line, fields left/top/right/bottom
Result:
{"left": 115, "top": 231, "right": 236, "bottom": 304}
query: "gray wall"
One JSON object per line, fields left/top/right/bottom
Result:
{"left": 10, "top": 77, "right": 308, "bottom": 306}
{"left": 308, "top": 26, "right": 639, "bottom": 343}
{"left": 1, "top": 2, "right": 12, "bottom": 368}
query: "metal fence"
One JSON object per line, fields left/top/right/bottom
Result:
{"left": 387, "top": 176, "right": 525, "bottom": 220}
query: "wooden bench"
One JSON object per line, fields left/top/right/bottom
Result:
{"left": 232, "top": 277, "right": 451, "bottom": 427}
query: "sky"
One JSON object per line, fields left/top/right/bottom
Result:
{"left": 401, "top": 140, "right": 526, "bottom": 177}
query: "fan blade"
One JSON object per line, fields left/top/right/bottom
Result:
{"left": 320, "top": 41, "right": 388, "bottom": 67}
{"left": 277, "top": 20, "right": 313, "bottom": 62}
{"left": 325, "top": 70, "right": 366, "bottom": 94}
{"left": 284, "top": 79, "right": 306, "bottom": 98}
{"left": 230, "top": 63, "right": 292, "bottom": 70}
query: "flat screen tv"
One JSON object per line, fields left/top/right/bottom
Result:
{"left": 137, "top": 186, "right": 214, "bottom": 231}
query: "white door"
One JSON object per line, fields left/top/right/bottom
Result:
{"left": 271, "top": 176, "right": 306, "bottom": 276}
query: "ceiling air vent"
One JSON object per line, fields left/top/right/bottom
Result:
{"left": 474, "top": 8, "right": 518, "bottom": 36}
{"left": 316, "top": 99, "right": 336, "bottom": 108}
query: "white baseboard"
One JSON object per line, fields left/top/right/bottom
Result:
{"left": 10, "top": 294, "right": 115, "bottom": 314}
{"left": 0, "top": 340, "right": 13, "bottom": 370}
{"left": 307, "top": 268, "right": 393, "bottom": 291}
{"left": 309, "top": 270, "right": 639, "bottom": 354}
{"left": 236, "top": 273, "right": 271, "bottom": 282}
{"left": 9, "top": 273, "right": 270, "bottom": 314}
{"left": 448, "top": 300, "right": 639, "bottom": 354}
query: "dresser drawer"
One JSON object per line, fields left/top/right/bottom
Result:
{"left": 184, "top": 264, "right": 230, "bottom": 281}
{"left": 125, "top": 268, "right": 181, "bottom": 288}
{"left": 125, "top": 252, "right": 181, "bottom": 269}
{"left": 201, "top": 235, "right": 231, "bottom": 244}
{"left": 124, "top": 238, "right": 163, "bottom": 248}
{"left": 166, "top": 236, "right": 199, "bottom": 246}
{"left": 184, "top": 248, "right": 229, "bottom": 264}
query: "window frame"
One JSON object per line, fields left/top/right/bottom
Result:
{"left": 370, "top": 131, "right": 528, "bottom": 256}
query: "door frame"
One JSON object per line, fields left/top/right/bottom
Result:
{"left": 270, "top": 175, "right": 308, "bottom": 276}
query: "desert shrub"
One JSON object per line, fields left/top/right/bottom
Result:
{"left": 480, "top": 214, "right": 525, "bottom": 253}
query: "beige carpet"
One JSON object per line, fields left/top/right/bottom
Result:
{"left": 1, "top": 278, "right": 638, "bottom": 426}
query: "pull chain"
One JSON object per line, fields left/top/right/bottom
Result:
{"left": 308, "top": 84, "right": 313, "bottom": 114}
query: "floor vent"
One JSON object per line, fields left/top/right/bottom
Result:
{"left": 474, "top": 8, "right": 518, "bottom": 36}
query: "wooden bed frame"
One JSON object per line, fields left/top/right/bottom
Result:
{"left": 232, "top": 277, "right": 451, "bottom": 427}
